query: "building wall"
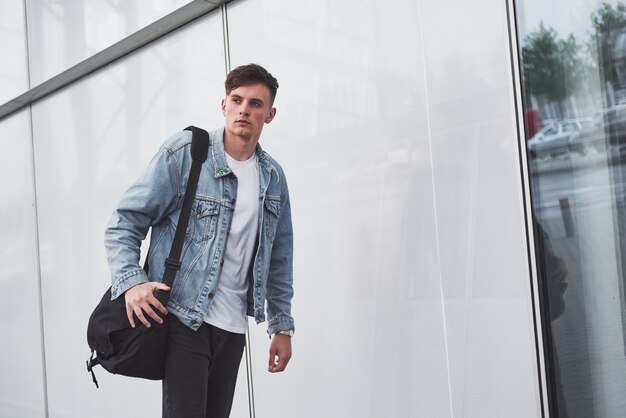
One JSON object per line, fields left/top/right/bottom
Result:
{"left": 0, "top": 1, "right": 541, "bottom": 417}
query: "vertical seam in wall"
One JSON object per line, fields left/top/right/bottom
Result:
{"left": 220, "top": 4, "right": 256, "bottom": 418}
{"left": 504, "top": 0, "right": 548, "bottom": 416}
{"left": 22, "top": 0, "right": 49, "bottom": 416}
{"left": 244, "top": 320, "right": 256, "bottom": 418}
{"left": 222, "top": 2, "right": 231, "bottom": 78}
{"left": 415, "top": 0, "right": 455, "bottom": 416}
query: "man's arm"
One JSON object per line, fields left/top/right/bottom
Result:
{"left": 265, "top": 179, "right": 295, "bottom": 371}
{"left": 104, "top": 144, "right": 182, "bottom": 325}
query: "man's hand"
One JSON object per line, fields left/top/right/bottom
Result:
{"left": 124, "top": 282, "right": 170, "bottom": 328}
{"left": 268, "top": 333, "right": 292, "bottom": 373}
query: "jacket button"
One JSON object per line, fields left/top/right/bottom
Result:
{"left": 209, "top": 292, "right": 214, "bottom": 298}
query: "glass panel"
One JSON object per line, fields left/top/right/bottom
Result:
{"left": 29, "top": 12, "right": 228, "bottom": 417}
{"left": 226, "top": 0, "right": 451, "bottom": 416}
{"left": 228, "top": 0, "right": 539, "bottom": 416}
{"left": 516, "top": 0, "right": 626, "bottom": 416}
{"left": 0, "top": 109, "right": 46, "bottom": 417}
{"left": 0, "top": 0, "right": 28, "bottom": 103}
{"left": 25, "top": 0, "right": 191, "bottom": 86}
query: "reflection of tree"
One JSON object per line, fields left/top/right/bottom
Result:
{"left": 521, "top": 2, "right": 626, "bottom": 120}
{"left": 522, "top": 24, "right": 588, "bottom": 117}
{"left": 591, "top": 2, "right": 626, "bottom": 88}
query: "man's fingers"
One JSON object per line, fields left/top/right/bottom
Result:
{"left": 268, "top": 349, "right": 277, "bottom": 370}
{"left": 271, "top": 357, "right": 284, "bottom": 372}
{"left": 126, "top": 304, "right": 136, "bottom": 328}
{"left": 152, "top": 282, "right": 171, "bottom": 293}
{"left": 267, "top": 351, "right": 291, "bottom": 373}
{"left": 133, "top": 306, "right": 152, "bottom": 328}
{"left": 268, "top": 355, "right": 288, "bottom": 373}
{"left": 124, "top": 281, "right": 170, "bottom": 328}
{"left": 150, "top": 283, "right": 170, "bottom": 315}
{"left": 140, "top": 302, "right": 164, "bottom": 325}
{"left": 146, "top": 292, "right": 169, "bottom": 315}
{"left": 274, "top": 353, "right": 291, "bottom": 372}
{"left": 153, "top": 300, "right": 168, "bottom": 316}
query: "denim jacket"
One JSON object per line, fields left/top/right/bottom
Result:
{"left": 104, "top": 129, "right": 294, "bottom": 335}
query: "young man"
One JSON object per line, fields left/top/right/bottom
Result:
{"left": 104, "top": 64, "right": 294, "bottom": 418}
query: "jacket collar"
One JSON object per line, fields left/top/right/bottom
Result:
{"left": 210, "top": 128, "right": 277, "bottom": 179}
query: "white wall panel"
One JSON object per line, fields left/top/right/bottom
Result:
{"left": 0, "top": 0, "right": 28, "bottom": 103}
{"left": 0, "top": 109, "right": 46, "bottom": 417}
{"left": 229, "top": 0, "right": 540, "bottom": 416}
{"left": 420, "top": 0, "right": 541, "bottom": 416}
{"left": 29, "top": 13, "right": 232, "bottom": 417}
{"left": 228, "top": 1, "right": 453, "bottom": 416}
{"left": 25, "top": 0, "right": 191, "bottom": 86}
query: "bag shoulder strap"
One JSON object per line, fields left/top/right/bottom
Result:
{"left": 159, "top": 126, "right": 209, "bottom": 296}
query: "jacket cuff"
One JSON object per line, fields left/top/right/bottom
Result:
{"left": 267, "top": 316, "right": 295, "bottom": 336}
{"left": 111, "top": 269, "right": 149, "bottom": 300}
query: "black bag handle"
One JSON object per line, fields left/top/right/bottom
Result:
{"left": 156, "top": 126, "right": 209, "bottom": 303}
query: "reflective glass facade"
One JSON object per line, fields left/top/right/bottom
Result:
{"left": 516, "top": 0, "right": 626, "bottom": 416}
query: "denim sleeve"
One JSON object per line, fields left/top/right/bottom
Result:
{"left": 105, "top": 147, "right": 181, "bottom": 300}
{"left": 266, "top": 179, "right": 295, "bottom": 335}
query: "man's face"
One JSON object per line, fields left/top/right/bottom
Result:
{"left": 221, "top": 83, "right": 276, "bottom": 143}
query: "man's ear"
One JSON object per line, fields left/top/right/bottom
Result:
{"left": 221, "top": 98, "right": 226, "bottom": 116}
{"left": 265, "top": 107, "right": 276, "bottom": 124}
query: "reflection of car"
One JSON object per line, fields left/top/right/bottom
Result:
{"left": 570, "top": 105, "right": 626, "bottom": 159}
{"left": 528, "top": 118, "right": 594, "bottom": 157}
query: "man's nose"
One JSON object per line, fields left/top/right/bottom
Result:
{"left": 239, "top": 102, "right": 250, "bottom": 115}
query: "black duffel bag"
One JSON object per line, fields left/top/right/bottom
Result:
{"left": 86, "top": 126, "right": 209, "bottom": 387}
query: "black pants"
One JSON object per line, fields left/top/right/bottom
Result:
{"left": 162, "top": 316, "right": 246, "bottom": 418}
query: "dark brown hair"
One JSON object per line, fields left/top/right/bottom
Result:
{"left": 225, "top": 64, "right": 279, "bottom": 105}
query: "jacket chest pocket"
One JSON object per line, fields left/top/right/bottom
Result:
{"left": 263, "top": 197, "right": 281, "bottom": 243}
{"left": 187, "top": 199, "right": 220, "bottom": 243}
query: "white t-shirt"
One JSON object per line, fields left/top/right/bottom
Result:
{"left": 204, "top": 152, "right": 259, "bottom": 334}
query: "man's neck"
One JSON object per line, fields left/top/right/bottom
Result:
{"left": 223, "top": 131, "right": 258, "bottom": 161}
